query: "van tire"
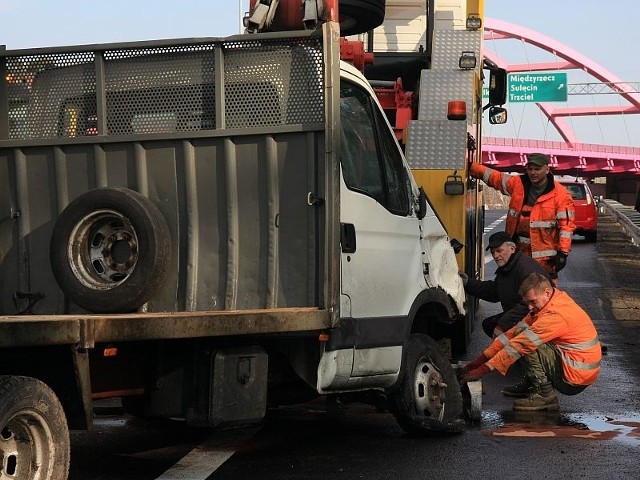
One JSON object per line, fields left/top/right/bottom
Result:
{"left": 339, "top": 0, "right": 386, "bottom": 37}
{"left": 50, "top": 187, "right": 172, "bottom": 313}
{"left": 389, "top": 334, "right": 464, "bottom": 435}
{"left": 0, "top": 376, "right": 70, "bottom": 480}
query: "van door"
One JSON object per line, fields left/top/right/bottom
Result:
{"left": 338, "top": 80, "right": 425, "bottom": 378}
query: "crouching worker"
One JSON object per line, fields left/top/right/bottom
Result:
{"left": 460, "top": 272, "right": 601, "bottom": 411}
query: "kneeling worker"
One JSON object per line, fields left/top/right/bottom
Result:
{"left": 462, "top": 231, "right": 550, "bottom": 338}
{"left": 461, "top": 272, "right": 601, "bottom": 411}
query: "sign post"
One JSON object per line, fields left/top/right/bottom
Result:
{"left": 507, "top": 72, "right": 567, "bottom": 102}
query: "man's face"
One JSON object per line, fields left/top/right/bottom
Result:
{"left": 522, "top": 286, "right": 553, "bottom": 314}
{"left": 490, "top": 243, "right": 515, "bottom": 267}
{"left": 526, "top": 163, "right": 549, "bottom": 186}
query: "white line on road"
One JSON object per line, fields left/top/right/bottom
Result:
{"left": 483, "top": 213, "right": 507, "bottom": 233}
{"left": 155, "top": 426, "right": 261, "bottom": 479}
{"left": 155, "top": 449, "right": 234, "bottom": 479}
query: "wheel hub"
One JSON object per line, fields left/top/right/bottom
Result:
{"left": 1, "top": 411, "right": 55, "bottom": 479}
{"left": 69, "top": 209, "right": 139, "bottom": 288}
{"left": 413, "top": 359, "right": 447, "bottom": 420}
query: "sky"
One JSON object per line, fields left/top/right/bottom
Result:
{"left": 1, "top": 0, "right": 639, "bottom": 146}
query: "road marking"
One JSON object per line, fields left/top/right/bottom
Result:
{"left": 155, "top": 449, "right": 234, "bottom": 479}
{"left": 155, "top": 426, "right": 260, "bottom": 479}
{"left": 483, "top": 213, "right": 507, "bottom": 233}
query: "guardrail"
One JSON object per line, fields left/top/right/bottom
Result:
{"left": 599, "top": 199, "right": 640, "bottom": 246}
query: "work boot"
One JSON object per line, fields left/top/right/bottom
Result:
{"left": 513, "top": 381, "right": 559, "bottom": 411}
{"left": 502, "top": 375, "right": 532, "bottom": 398}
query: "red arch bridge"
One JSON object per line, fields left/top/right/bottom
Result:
{"left": 482, "top": 19, "right": 640, "bottom": 204}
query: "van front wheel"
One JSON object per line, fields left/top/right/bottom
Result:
{"left": 389, "top": 334, "right": 464, "bottom": 435}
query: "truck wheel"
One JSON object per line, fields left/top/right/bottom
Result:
{"left": 390, "top": 334, "right": 464, "bottom": 435}
{"left": 340, "top": 0, "right": 386, "bottom": 37}
{"left": 0, "top": 376, "right": 70, "bottom": 480}
{"left": 50, "top": 187, "right": 172, "bottom": 313}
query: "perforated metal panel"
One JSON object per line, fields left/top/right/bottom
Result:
{"left": 103, "top": 45, "right": 216, "bottom": 135}
{"left": 6, "top": 51, "right": 96, "bottom": 139}
{"left": 2, "top": 35, "right": 324, "bottom": 141}
{"left": 223, "top": 39, "right": 324, "bottom": 128}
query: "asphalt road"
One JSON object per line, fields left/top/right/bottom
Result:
{"left": 69, "top": 210, "right": 640, "bottom": 479}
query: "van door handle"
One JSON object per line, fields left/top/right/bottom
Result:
{"left": 340, "top": 223, "right": 356, "bottom": 253}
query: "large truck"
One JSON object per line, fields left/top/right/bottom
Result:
{"left": 0, "top": 1, "right": 506, "bottom": 478}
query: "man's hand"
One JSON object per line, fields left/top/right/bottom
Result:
{"left": 555, "top": 251, "right": 568, "bottom": 272}
{"left": 461, "top": 353, "right": 488, "bottom": 375}
{"left": 461, "top": 364, "right": 491, "bottom": 384}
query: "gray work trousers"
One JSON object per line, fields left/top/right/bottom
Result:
{"left": 521, "top": 343, "right": 587, "bottom": 396}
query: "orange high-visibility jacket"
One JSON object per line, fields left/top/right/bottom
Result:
{"left": 483, "top": 289, "right": 601, "bottom": 386}
{"left": 470, "top": 163, "right": 575, "bottom": 259}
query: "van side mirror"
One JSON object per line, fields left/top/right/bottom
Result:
{"left": 489, "top": 106, "right": 507, "bottom": 125}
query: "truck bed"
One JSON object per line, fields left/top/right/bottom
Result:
{"left": 0, "top": 307, "right": 328, "bottom": 347}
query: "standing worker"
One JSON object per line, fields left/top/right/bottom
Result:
{"left": 461, "top": 231, "right": 550, "bottom": 338}
{"left": 460, "top": 273, "right": 601, "bottom": 411}
{"left": 470, "top": 153, "right": 575, "bottom": 282}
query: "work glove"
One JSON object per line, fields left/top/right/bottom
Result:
{"left": 555, "top": 251, "right": 568, "bottom": 272}
{"left": 461, "top": 353, "right": 488, "bottom": 376}
{"left": 458, "top": 271, "right": 468, "bottom": 286}
{"left": 461, "top": 364, "right": 491, "bottom": 384}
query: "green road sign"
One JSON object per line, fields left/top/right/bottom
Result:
{"left": 508, "top": 72, "right": 567, "bottom": 102}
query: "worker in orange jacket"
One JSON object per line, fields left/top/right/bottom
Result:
{"left": 470, "top": 153, "right": 575, "bottom": 282}
{"left": 460, "top": 273, "right": 601, "bottom": 411}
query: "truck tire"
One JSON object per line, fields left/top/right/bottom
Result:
{"left": 340, "top": 0, "right": 386, "bottom": 37}
{"left": 50, "top": 187, "right": 172, "bottom": 313}
{"left": 389, "top": 334, "right": 464, "bottom": 435}
{"left": 0, "top": 376, "right": 70, "bottom": 480}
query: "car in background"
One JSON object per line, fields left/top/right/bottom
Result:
{"left": 556, "top": 176, "right": 598, "bottom": 242}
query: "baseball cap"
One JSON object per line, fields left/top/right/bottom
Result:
{"left": 486, "top": 231, "right": 514, "bottom": 250}
{"left": 526, "top": 153, "right": 549, "bottom": 167}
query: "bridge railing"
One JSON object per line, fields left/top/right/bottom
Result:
{"left": 600, "top": 199, "right": 640, "bottom": 246}
{"left": 483, "top": 137, "right": 640, "bottom": 156}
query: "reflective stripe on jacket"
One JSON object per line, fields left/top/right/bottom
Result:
{"left": 483, "top": 289, "right": 601, "bottom": 386}
{"left": 470, "top": 163, "right": 576, "bottom": 259}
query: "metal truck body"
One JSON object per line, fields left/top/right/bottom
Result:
{"left": 0, "top": 8, "right": 471, "bottom": 477}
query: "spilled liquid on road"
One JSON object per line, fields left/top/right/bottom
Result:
{"left": 481, "top": 410, "right": 640, "bottom": 444}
